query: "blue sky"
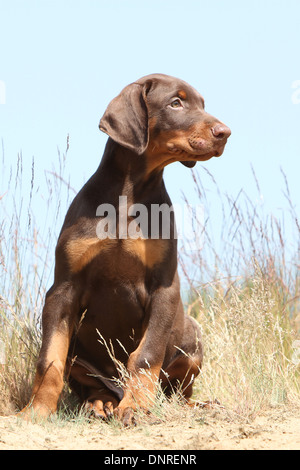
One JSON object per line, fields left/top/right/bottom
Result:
{"left": 1, "top": 0, "right": 300, "bottom": 256}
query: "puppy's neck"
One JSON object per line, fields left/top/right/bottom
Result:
{"left": 98, "top": 138, "right": 165, "bottom": 204}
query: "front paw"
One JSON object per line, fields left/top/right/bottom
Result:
{"left": 114, "top": 404, "right": 137, "bottom": 427}
{"left": 17, "top": 402, "right": 53, "bottom": 422}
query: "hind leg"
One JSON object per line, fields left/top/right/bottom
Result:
{"left": 161, "top": 355, "right": 201, "bottom": 399}
{"left": 161, "top": 315, "right": 203, "bottom": 400}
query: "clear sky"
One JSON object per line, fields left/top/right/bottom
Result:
{"left": 1, "top": 0, "right": 300, "bottom": 255}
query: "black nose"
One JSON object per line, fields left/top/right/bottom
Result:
{"left": 211, "top": 123, "right": 231, "bottom": 140}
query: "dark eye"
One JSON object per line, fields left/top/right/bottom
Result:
{"left": 170, "top": 98, "right": 183, "bottom": 108}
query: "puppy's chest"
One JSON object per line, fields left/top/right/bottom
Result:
{"left": 65, "top": 236, "right": 170, "bottom": 276}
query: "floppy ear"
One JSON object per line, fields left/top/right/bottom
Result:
{"left": 99, "top": 82, "right": 150, "bottom": 155}
{"left": 180, "top": 161, "right": 197, "bottom": 168}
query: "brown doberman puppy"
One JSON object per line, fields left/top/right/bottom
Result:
{"left": 22, "top": 74, "right": 230, "bottom": 425}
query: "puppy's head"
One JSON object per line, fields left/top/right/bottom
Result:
{"left": 99, "top": 74, "right": 231, "bottom": 172}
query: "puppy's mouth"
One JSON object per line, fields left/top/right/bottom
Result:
{"left": 167, "top": 142, "right": 225, "bottom": 161}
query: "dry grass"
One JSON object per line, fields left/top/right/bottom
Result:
{"left": 188, "top": 268, "right": 300, "bottom": 418}
{"left": 0, "top": 145, "right": 74, "bottom": 414}
{"left": 0, "top": 147, "right": 299, "bottom": 424}
{"left": 181, "top": 167, "right": 300, "bottom": 418}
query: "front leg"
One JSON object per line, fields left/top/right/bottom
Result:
{"left": 115, "top": 283, "right": 180, "bottom": 426}
{"left": 20, "top": 281, "right": 78, "bottom": 420}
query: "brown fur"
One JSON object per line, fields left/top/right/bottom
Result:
{"left": 21, "top": 74, "right": 230, "bottom": 425}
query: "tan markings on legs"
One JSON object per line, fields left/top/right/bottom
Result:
{"left": 119, "top": 365, "right": 161, "bottom": 409}
{"left": 116, "top": 333, "right": 162, "bottom": 420}
{"left": 23, "top": 328, "right": 71, "bottom": 418}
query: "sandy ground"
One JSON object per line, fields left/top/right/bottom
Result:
{"left": 0, "top": 405, "right": 299, "bottom": 451}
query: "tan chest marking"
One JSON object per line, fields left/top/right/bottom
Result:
{"left": 66, "top": 237, "right": 168, "bottom": 273}
{"left": 66, "top": 238, "right": 115, "bottom": 273}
